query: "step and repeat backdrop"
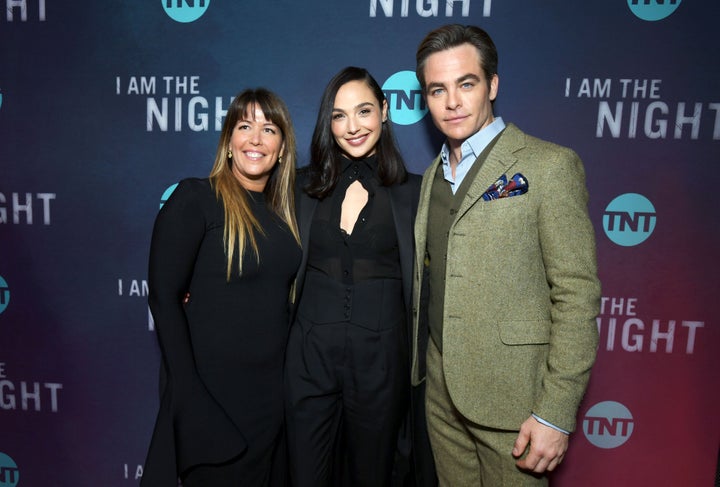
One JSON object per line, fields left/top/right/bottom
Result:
{"left": 1, "top": 1, "right": 718, "bottom": 485}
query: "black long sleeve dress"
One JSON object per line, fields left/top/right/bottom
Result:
{"left": 141, "top": 178, "right": 301, "bottom": 486}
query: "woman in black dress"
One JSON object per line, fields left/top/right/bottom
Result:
{"left": 284, "top": 67, "right": 421, "bottom": 487}
{"left": 141, "top": 88, "right": 301, "bottom": 487}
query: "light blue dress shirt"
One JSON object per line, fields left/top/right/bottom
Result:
{"left": 440, "top": 117, "right": 505, "bottom": 194}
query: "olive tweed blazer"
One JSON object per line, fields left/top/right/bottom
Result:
{"left": 411, "top": 123, "right": 601, "bottom": 433}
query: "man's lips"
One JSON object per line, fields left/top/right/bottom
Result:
{"left": 444, "top": 114, "right": 468, "bottom": 123}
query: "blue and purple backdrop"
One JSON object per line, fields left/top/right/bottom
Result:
{"left": 1, "top": 1, "right": 719, "bottom": 486}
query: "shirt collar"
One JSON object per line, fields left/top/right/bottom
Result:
{"left": 340, "top": 153, "right": 378, "bottom": 175}
{"left": 440, "top": 117, "right": 506, "bottom": 167}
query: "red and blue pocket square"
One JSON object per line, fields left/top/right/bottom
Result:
{"left": 481, "top": 173, "right": 528, "bottom": 201}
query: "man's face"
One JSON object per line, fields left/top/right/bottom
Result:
{"left": 423, "top": 43, "right": 499, "bottom": 149}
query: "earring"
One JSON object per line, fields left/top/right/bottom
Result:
{"left": 278, "top": 156, "right": 283, "bottom": 164}
{"left": 227, "top": 148, "right": 232, "bottom": 159}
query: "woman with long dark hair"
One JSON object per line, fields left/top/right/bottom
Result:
{"left": 285, "top": 67, "right": 420, "bottom": 487}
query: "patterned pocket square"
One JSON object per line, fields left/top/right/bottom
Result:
{"left": 481, "top": 173, "right": 528, "bottom": 201}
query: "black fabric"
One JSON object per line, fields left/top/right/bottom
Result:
{"left": 180, "top": 426, "right": 286, "bottom": 487}
{"left": 308, "top": 155, "right": 402, "bottom": 284}
{"left": 408, "top": 381, "right": 437, "bottom": 487}
{"left": 141, "top": 178, "right": 301, "bottom": 486}
{"left": 286, "top": 166, "right": 427, "bottom": 487}
{"left": 285, "top": 309, "right": 408, "bottom": 487}
{"left": 410, "top": 260, "right": 436, "bottom": 487}
{"left": 297, "top": 271, "right": 405, "bottom": 330}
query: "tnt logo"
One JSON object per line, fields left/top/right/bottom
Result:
{"left": 382, "top": 71, "right": 427, "bottom": 126}
{"left": 603, "top": 193, "right": 656, "bottom": 246}
{"left": 0, "top": 452, "right": 19, "bottom": 487}
{"left": 583, "top": 401, "right": 634, "bottom": 449}
{"left": 0, "top": 276, "right": 9, "bottom": 315}
{"left": 627, "top": 0, "right": 681, "bottom": 21}
{"left": 162, "top": 0, "right": 210, "bottom": 23}
{"left": 159, "top": 183, "right": 179, "bottom": 209}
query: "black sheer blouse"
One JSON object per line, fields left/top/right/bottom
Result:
{"left": 307, "top": 155, "right": 401, "bottom": 285}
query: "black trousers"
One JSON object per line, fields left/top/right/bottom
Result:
{"left": 285, "top": 276, "right": 409, "bottom": 487}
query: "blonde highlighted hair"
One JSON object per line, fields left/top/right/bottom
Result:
{"left": 209, "top": 88, "right": 300, "bottom": 279}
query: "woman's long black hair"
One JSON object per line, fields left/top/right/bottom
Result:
{"left": 304, "top": 66, "right": 408, "bottom": 199}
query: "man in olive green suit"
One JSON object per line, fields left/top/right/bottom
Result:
{"left": 411, "top": 25, "right": 601, "bottom": 486}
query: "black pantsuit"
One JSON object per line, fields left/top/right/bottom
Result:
{"left": 285, "top": 160, "right": 425, "bottom": 487}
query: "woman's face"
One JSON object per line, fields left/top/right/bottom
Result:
{"left": 228, "top": 104, "right": 284, "bottom": 191}
{"left": 330, "top": 80, "right": 388, "bottom": 159}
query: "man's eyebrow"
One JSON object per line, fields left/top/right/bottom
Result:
{"left": 456, "top": 73, "right": 482, "bottom": 84}
{"left": 425, "top": 73, "right": 482, "bottom": 91}
{"left": 426, "top": 81, "right": 445, "bottom": 91}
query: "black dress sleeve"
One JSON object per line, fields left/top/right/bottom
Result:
{"left": 148, "top": 179, "right": 206, "bottom": 385}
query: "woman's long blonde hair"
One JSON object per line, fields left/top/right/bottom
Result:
{"left": 209, "top": 88, "right": 300, "bottom": 280}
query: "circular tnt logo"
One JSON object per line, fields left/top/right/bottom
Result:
{"left": 0, "top": 452, "right": 19, "bottom": 487}
{"left": 0, "top": 275, "right": 9, "bottom": 315}
{"left": 603, "top": 193, "right": 656, "bottom": 247}
{"left": 582, "top": 401, "right": 634, "bottom": 449}
{"left": 381, "top": 71, "right": 427, "bottom": 126}
{"left": 161, "top": 0, "right": 210, "bottom": 23}
{"left": 627, "top": 0, "right": 681, "bottom": 21}
{"left": 159, "top": 183, "right": 179, "bottom": 209}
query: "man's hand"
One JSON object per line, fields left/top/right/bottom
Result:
{"left": 512, "top": 416, "right": 569, "bottom": 473}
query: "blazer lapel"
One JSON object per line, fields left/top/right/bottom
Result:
{"left": 298, "top": 191, "right": 317, "bottom": 254}
{"left": 455, "top": 124, "right": 525, "bottom": 221}
{"left": 389, "top": 182, "right": 416, "bottom": 312}
{"left": 291, "top": 190, "right": 317, "bottom": 314}
{"left": 415, "top": 155, "right": 441, "bottom": 272}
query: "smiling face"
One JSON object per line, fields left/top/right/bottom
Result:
{"left": 330, "top": 79, "right": 388, "bottom": 160}
{"left": 228, "top": 104, "right": 284, "bottom": 191}
{"left": 423, "top": 43, "right": 499, "bottom": 152}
